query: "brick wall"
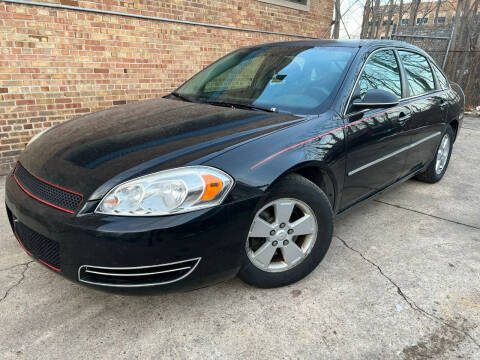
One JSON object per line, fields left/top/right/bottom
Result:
{"left": 0, "top": 0, "right": 333, "bottom": 173}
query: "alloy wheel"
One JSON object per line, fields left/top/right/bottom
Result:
{"left": 435, "top": 134, "right": 450, "bottom": 175}
{"left": 246, "top": 198, "right": 318, "bottom": 272}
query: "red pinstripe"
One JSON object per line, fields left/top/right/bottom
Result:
{"left": 17, "top": 163, "right": 84, "bottom": 197}
{"left": 13, "top": 227, "right": 33, "bottom": 257}
{"left": 38, "top": 258, "right": 61, "bottom": 272}
{"left": 13, "top": 163, "right": 84, "bottom": 214}
{"left": 13, "top": 172, "right": 75, "bottom": 214}
{"left": 250, "top": 96, "right": 434, "bottom": 170}
{"left": 13, "top": 219, "right": 61, "bottom": 272}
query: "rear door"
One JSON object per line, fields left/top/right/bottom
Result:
{"left": 397, "top": 50, "right": 446, "bottom": 173}
{"left": 341, "top": 49, "right": 411, "bottom": 208}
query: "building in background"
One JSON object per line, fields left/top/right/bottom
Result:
{"left": 360, "top": 0, "right": 480, "bottom": 109}
{"left": 0, "top": 0, "right": 333, "bottom": 173}
{"left": 364, "top": 0, "right": 458, "bottom": 39}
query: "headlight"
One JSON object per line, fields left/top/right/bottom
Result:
{"left": 95, "top": 166, "right": 234, "bottom": 216}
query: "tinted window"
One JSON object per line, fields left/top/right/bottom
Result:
{"left": 398, "top": 51, "right": 435, "bottom": 96}
{"left": 176, "top": 46, "right": 355, "bottom": 115}
{"left": 355, "top": 50, "right": 402, "bottom": 101}
{"left": 432, "top": 64, "right": 449, "bottom": 89}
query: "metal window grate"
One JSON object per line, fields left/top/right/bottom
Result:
{"left": 14, "top": 163, "right": 83, "bottom": 214}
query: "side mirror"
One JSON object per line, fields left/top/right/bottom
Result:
{"left": 352, "top": 89, "right": 399, "bottom": 109}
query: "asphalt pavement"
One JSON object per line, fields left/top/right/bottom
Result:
{"left": 1, "top": 117, "right": 479, "bottom": 359}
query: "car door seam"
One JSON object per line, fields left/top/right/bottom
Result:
{"left": 250, "top": 95, "right": 435, "bottom": 170}
{"left": 347, "top": 131, "right": 441, "bottom": 176}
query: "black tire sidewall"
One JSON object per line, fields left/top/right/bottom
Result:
{"left": 415, "top": 125, "right": 454, "bottom": 183}
{"left": 238, "top": 174, "right": 333, "bottom": 288}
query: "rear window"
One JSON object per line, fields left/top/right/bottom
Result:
{"left": 398, "top": 51, "right": 435, "bottom": 96}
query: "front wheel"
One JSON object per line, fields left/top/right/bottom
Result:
{"left": 415, "top": 125, "right": 454, "bottom": 183}
{"left": 238, "top": 174, "right": 333, "bottom": 288}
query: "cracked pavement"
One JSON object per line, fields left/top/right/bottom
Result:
{"left": 0, "top": 117, "right": 479, "bottom": 359}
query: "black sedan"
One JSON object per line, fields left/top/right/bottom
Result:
{"left": 5, "top": 40, "right": 464, "bottom": 292}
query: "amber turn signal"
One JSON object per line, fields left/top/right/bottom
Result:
{"left": 200, "top": 174, "right": 224, "bottom": 201}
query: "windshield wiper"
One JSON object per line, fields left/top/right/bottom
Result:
{"left": 203, "top": 100, "right": 277, "bottom": 113}
{"left": 170, "top": 92, "right": 194, "bottom": 102}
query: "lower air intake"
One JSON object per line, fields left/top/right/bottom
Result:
{"left": 14, "top": 220, "right": 61, "bottom": 271}
{"left": 78, "top": 258, "right": 201, "bottom": 287}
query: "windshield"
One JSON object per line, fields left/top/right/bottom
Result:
{"left": 174, "top": 45, "right": 356, "bottom": 115}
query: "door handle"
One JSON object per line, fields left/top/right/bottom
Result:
{"left": 439, "top": 99, "right": 448, "bottom": 110}
{"left": 398, "top": 111, "right": 411, "bottom": 124}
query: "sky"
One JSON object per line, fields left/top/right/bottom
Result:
{"left": 339, "top": 0, "right": 366, "bottom": 39}
{"left": 338, "top": 0, "right": 415, "bottom": 39}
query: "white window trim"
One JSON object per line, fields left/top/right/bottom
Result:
{"left": 258, "top": 0, "right": 310, "bottom": 11}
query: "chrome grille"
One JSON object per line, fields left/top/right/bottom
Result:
{"left": 78, "top": 258, "right": 201, "bottom": 287}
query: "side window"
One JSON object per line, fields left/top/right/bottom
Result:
{"left": 432, "top": 64, "right": 449, "bottom": 89}
{"left": 398, "top": 51, "right": 435, "bottom": 96}
{"left": 355, "top": 50, "right": 402, "bottom": 101}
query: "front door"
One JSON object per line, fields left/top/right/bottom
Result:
{"left": 341, "top": 49, "right": 410, "bottom": 209}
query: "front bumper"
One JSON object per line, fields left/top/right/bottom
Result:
{"left": 5, "top": 172, "right": 260, "bottom": 293}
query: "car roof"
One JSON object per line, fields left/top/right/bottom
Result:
{"left": 249, "top": 39, "right": 424, "bottom": 52}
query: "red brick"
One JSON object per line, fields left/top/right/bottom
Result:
{"left": 0, "top": 0, "right": 332, "bottom": 171}
{"left": 55, "top": 98, "right": 73, "bottom": 103}
{"left": 60, "top": 0, "right": 79, "bottom": 6}
{"left": 16, "top": 100, "right": 35, "bottom": 105}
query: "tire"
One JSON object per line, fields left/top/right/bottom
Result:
{"left": 415, "top": 125, "right": 454, "bottom": 184}
{"left": 238, "top": 174, "right": 333, "bottom": 288}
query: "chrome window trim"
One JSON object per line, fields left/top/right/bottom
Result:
{"left": 397, "top": 89, "right": 443, "bottom": 102}
{"left": 430, "top": 61, "right": 451, "bottom": 91}
{"left": 343, "top": 47, "right": 402, "bottom": 116}
{"left": 353, "top": 101, "right": 399, "bottom": 107}
{"left": 397, "top": 49, "right": 437, "bottom": 96}
{"left": 347, "top": 132, "right": 441, "bottom": 176}
{"left": 395, "top": 47, "right": 450, "bottom": 91}
{"left": 343, "top": 46, "right": 444, "bottom": 117}
{"left": 78, "top": 257, "right": 201, "bottom": 288}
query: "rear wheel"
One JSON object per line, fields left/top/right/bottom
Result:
{"left": 415, "top": 125, "right": 454, "bottom": 183}
{"left": 238, "top": 174, "right": 333, "bottom": 288}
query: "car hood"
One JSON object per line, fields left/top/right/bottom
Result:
{"left": 20, "top": 98, "right": 302, "bottom": 199}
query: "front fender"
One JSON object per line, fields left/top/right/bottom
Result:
{"left": 204, "top": 111, "right": 347, "bottom": 213}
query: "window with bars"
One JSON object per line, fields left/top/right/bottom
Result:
{"left": 258, "top": 0, "right": 310, "bottom": 11}
{"left": 416, "top": 17, "right": 428, "bottom": 24}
